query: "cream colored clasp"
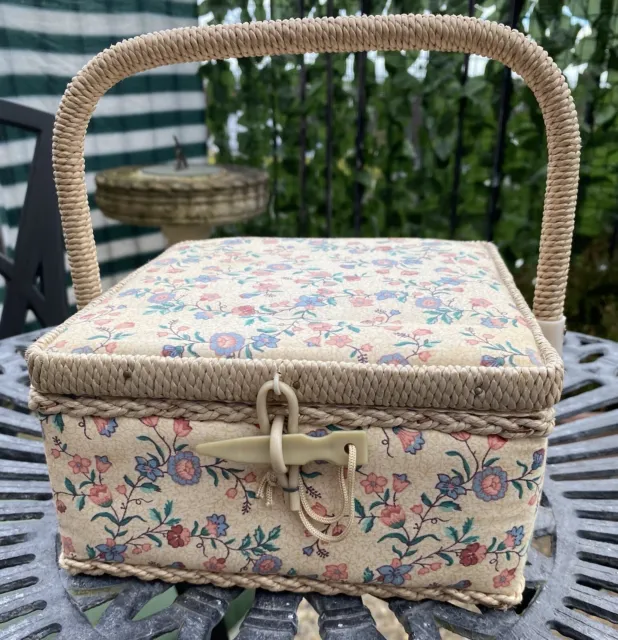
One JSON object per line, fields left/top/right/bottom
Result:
{"left": 194, "top": 377, "right": 368, "bottom": 513}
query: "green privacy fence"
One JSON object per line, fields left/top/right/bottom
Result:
{"left": 0, "top": 0, "right": 205, "bottom": 310}
{"left": 201, "top": 0, "right": 618, "bottom": 339}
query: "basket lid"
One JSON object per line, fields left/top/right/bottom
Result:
{"left": 28, "top": 237, "right": 562, "bottom": 412}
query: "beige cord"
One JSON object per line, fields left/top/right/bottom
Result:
{"left": 257, "top": 444, "right": 358, "bottom": 543}
{"left": 53, "top": 14, "right": 579, "bottom": 320}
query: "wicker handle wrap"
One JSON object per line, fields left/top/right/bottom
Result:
{"left": 53, "top": 14, "right": 580, "bottom": 319}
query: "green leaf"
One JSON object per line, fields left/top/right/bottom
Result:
{"left": 53, "top": 414, "right": 64, "bottom": 432}
{"left": 392, "top": 545, "right": 403, "bottom": 558}
{"left": 377, "top": 532, "right": 409, "bottom": 545}
{"left": 462, "top": 518, "right": 473, "bottom": 536}
{"left": 149, "top": 508, "right": 163, "bottom": 523}
{"left": 369, "top": 500, "right": 383, "bottom": 511}
{"left": 516, "top": 461, "right": 529, "bottom": 475}
{"left": 64, "top": 478, "right": 77, "bottom": 495}
{"left": 300, "top": 471, "right": 321, "bottom": 479}
{"left": 363, "top": 567, "right": 374, "bottom": 583}
{"left": 124, "top": 475, "right": 135, "bottom": 488}
{"left": 446, "top": 526, "right": 459, "bottom": 542}
{"left": 267, "top": 526, "right": 281, "bottom": 541}
{"left": 439, "top": 501, "right": 461, "bottom": 511}
{"left": 409, "top": 533, "right": 441, "bottom": 546}
{"left": 91, "top": 512, "right": 119, "bottom": 525}
{"left": 76, "top": 495, "right": 85, "bottom": 511}
{"left": 421, "top": 493, "right": 433, "bottom": 507}
{"left": 210, "top": 539, "right": 217, "bottom": 549}
{"left": 497, "top": 541, "right": 507, "bottom": 551}
{"left": 437, "top": 552, "right": 454, "bottom": 566}
{"left": 146, "top": 533, "right": 162, "bottom": 547}
{"left": 512, "top": 480, "right": 523, "bottom": 499}
{"left": 246, "top": 490, "right": 257, "bottom": 499}
{"left": 140, "top": 483, "right": 161, "bottom": 493}
{"left": 240, "top": 534, "right": 252, "bottom": 550}
{"left": 255, "top": 526, "right": 265, "bottom": 544}
{"left": 526, "top": 480, "right": 535, "bottom": 491}
{"left": 116, "top": 530, "right": 128, "bottom": 538}
{"left": 262, "top": 542, "right": 280, "bottom": 552}
{"left": 354, "top": 499, "right": 366, "bottom": 518}
{"left": 164, "top": 500, "right": 173, "bottom": 519}
{"left": 506, "top": 551, "right": 512, "bottom": 561}
{"left": 86, "top": 544, "right": 96, "bottom": 559}
{"left": 445, "top": 451, "right": 472, "bottom": 479}
{"left": 120, "top": 515, "right": 146, "bottom": 526}
{"left": 137, "top": 436, "right": 166, "bottom": 463}
{"left": 462, "top": 536, "right": 479, "bottom": 544}
{"left": 221, "top": 470, "right": 230, "bottom": 480}
{"left": 487, "top": 537, "right": 498, "bottom": 552}
{"left": 483, "top": 457, "right": 500, "bottom": 468}
{"left": 191, "top": 521, "right": 200, "bottom": 536}
{"left": 104, "top": 525, "right": 115, "bottom": 537}
{"left": 361, "top": 517, "right": 374, "bottom": 534}
{"left": 383, "top": 489, "right": 391, "bottom": 503}
{"left": 206, "top": 467, "right": 219, "bottom": 486}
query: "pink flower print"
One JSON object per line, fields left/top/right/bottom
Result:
{"left": 417, "top": 351, "right": 431, "bottom": 363}
{"left": 379, "top": 505, "right": 406, "bottom": 529}
{"left": 416, "top": 296, "right": 442, "bottom": 309}
{"left": 410, "top": 504, "right": 424, "bottom": 515}
{"left": 167, "top": 525, "right": 191, "bottom": 548}
{"left": 225, "top": 488, "right": 237, "bottom": 499}
{"left": 88, "top": 484, "right": 113, "bottom": 507}
{"left": 360, "top": 473, "right": 388, "bottom": 495}
{"left": 56, "top": 499, "right": 66, "bottom": 513}
{"left": 232, "top": 305, "right": 255, "bottom": 316}
{"left": 470, "top": 298, "right": 492, "bottom": 307}
{"left": 200, "top": 293, "right": 221, "bottom": 301}
{"left": 451, "top": 432, "right": 471, "bottom": 441}
{"left": 487, "top": 435, "right": 507, "bottom": 450}
{"left": 68, "top": 455, "right": 91, "bottom": 475}
{"left": 173, "top": 418, "right": 192, "bottom": 437}
{"left": 493, "top": 568, "right": 516, "bottom": 589}
{"left": 209, "top": 332, "right": 245, "bottom": 356}
{"left": 459, "top": 543, "right": 487, "bottom": 566}
{"left": 413, "top": 328, "right": 432, "bottom": 337}
{"left": 309, "top": 322, "right": 332, "bottom": 332}
{"left": 244, "top": 472, "right": 257, "bottom": 483}
{"left": 104, "top": 342, "right": 117, "bottom": 354}
{"left": 306, "top": 336, "right": 321, "bottom": 348}
{"left": 116, "top": 485, "right": 127, "bottom": 495}
{"left": 311, "top": 503, "right": 328, "bottom": 517}
{"left": 360, "top": 344, "right": 373, "bottom": 352}
{"left": 344, "top": 275, "right": 361, "bottom": 281}
{"left": 61, "top": 536, "right": 75, "bottom": 554}
{"left": 322, "top": 564, "right": 348, "bottom": 581}
{"left": 326, "top": 335, "right": 352, "bottom": 348}
{"left": 466, "top": 339, "right": 479, "bottom": 345}
{"left": 392, "top": 473, "right": 410, "bottom": 493}
{"left": 140, "top": 417, "right": 159, "bottom": 428}
{"left": 204, "top": 557, "right": 226, "bottom": 572}
{"left": 114, "top": 322, "right": 135, "bottom": 330}
{"left": 350, "top": 296, "right": 373, "bottom": 307}
{"left": 418, "top": 567, "right": 430, "bottom": 575}
{"left": 256, "top": 281, "right": 277, "bottom": 292}
{"left": 95, "top": 455, "right": 112, "bottom": 474}
{"left": 51, "top": 448, "right": 61, "bottom": 459}
{"left": 430, "top": 563, "right": 442, "bottom": 571}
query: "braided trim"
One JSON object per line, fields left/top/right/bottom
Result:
{"left": 30, "top": 390, "right": 554, "bottom": 437}
{"left": 59, "top": 554, "right": 521, "bottom": 610}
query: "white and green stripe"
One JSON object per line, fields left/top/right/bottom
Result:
{"left": 0, "top": 0, "right": 205, "bottom": 318}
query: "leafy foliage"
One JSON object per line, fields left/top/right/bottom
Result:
{"left": 199, "top": 0, "right": 618, "bottom": 338}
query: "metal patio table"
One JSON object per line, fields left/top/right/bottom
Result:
{"left": 0, "top": 329, "right": 616, "bottom": 639}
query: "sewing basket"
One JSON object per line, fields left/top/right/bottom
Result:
{"left": 28, "top": 13, "right": 579, "bottom": 609}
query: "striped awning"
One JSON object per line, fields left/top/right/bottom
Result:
{"left": 0, "top": 0, "right": 206, "bottom": 308}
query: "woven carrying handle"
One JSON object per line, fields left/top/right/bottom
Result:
{"left": 53, "top": 13, "right": 580, "bottom": 321}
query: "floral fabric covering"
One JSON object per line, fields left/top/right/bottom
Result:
{"left": 43, "top": 412, "right": 545, "bottom": 597}
{"left": 45, "top": 238, "right": 542, "bottom": 369}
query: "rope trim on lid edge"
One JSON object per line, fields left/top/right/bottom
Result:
{"left": 30, "top": 390, "right": 554, "bottom": 437}
{"left": 26, "top": 241, "right": 563, "bottom": 414}
{"left": 58, "top": 554, "right": 522, "bottom": 610}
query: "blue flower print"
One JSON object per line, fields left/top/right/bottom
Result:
{"left": 526, "top": 348, "right": 542, "bottom": 366}
{"left": 531, "top": 449, "right": 545, "bottom": 470}
{"left": 450, "top": 580, "right": 471, "bottom": 589}
{"left": 268, "top": 263, "right": 292, "bottom": 271}
{"left": 308, "top": 428, "right": 329, "bottom": 438}
{"left": 94, "top": 417, "right": 117, "bottom": 437}
{"left": 194, "top": 311, "right": 213, "bottom": 320}
{"left": 251, "top": 334, "right": 280, "bottom": 349}
{"left": 372, "top": 259, "right": 397, "bottom": 268}
{"left": 506, "top": 525, "right": 525, "bottom": 546}
{"left": 472, "top": 466, "right": 508, "bottom": 502}
{"left": 376, "top": 290, "right": 397, "bottom": 300}
{"left": 378, "top": 353, "right": 409, "bottom": 367}
{"left": 135, "top": 456, "right": 163, "bottom": 481}
{"left": 162, "top": 345, "right": 184, "bottom": 358}
{"left": 206, "top": 514, "right": 229, "bottom": 537}
{"left": 118, "top": 288, "right": 147, "bottom": 298}
{"left": 415, "top": 296, "right": 442, "bottom": 309}
{"left": 393, "top": 427, "right": 425, "bottom": 454}
{"left": 436, "top": 473, "right": 467, "bottom": 500}
{"left": 72, "top": 346, "right": 93, "bottom": 354}
{"left": 96, "top": 542, "right": 127, "bottom": 562}
{"left": 253, "top": 554, "right": 283, "bottom": 575}
{"left": 168, "top": 451, "right": 202, "bottom": 486}
{"left": 195, "top": 275, "right": 218, "bottom": 283}
{"left": 377, "top": 561, "right": 413, "bottom": 586}
{"left": 302, "top": 546, "right": 314, "bottom": 556}
{"left": 480, "top": 317, "right": 508, "bottom": 329}
{"left": 295, "top": 295, "right": 326, "bottom": 309}
{"left": 480, "top": 355, "right": 505, "bottom": 367}
{"left": 209, "top": 332, "right": 245, "bottom": 357}
{"left": 437, "top": 277, "right": 462, "bottom": 285}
